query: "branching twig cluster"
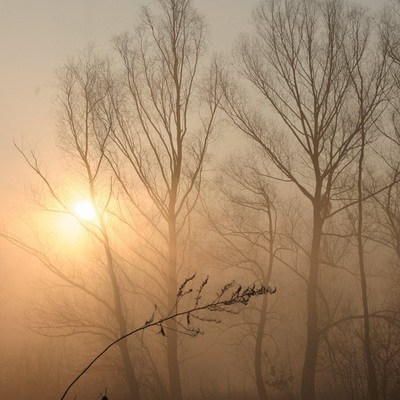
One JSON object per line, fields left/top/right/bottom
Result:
{"left": 60, "top": 276, "right": 276, "bottom": 400}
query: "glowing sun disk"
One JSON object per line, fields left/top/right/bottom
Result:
{"left": 72, "top": 200, "right": 97, "bottom": 222}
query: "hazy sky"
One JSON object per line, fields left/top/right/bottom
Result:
{"left": 0, "top": 0, "right": 383, "bottom": 363}
{"left": 0, "top": 0, "right": 267, "bottom": 352}
{"left": 0, "top": 0, "right": 379, "bottom": 212}
{"left": 0, "top": 0, "right": 262, "bottom": 210}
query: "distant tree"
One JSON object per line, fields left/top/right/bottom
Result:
{"left": 350, "top": 29, "right": 391, "bottom": 399}
{"left": 202, "top": 154, "right": 286, "bottom": 400}
{"left": 376, "top": 0, "right": 400, "bottom": 264}
{"left": 2, "top": 49, "right": 143, "bottom": 399}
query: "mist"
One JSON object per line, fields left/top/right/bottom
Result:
{"left": 1, "top": 0, "right": 399, "bottom": 399}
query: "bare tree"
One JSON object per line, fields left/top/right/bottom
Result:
{"left": 2, "top": 49, "right": 142, "bottom": 399}
{"left": 98, "top": 0, "right": 220, "bottom": 398}
{"left": 202, "top": 155, "right": 285, "bottom": 400}
{"left": 1, "top": 1, "right": 220, "bottom": 397}
{"left": 350, "top": 29, "right": 391, "bottom": 399}
{"left": 218, "top": 0, "right": 390, "bottom": 398}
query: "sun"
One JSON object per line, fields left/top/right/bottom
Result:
{"left": 72, "top": 199, "right": 97, "bottom": 222}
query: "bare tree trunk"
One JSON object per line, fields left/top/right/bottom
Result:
{"left": 255, "top": 294, "right": 269, "bottom": 400}
{"left": 165, "top": 164, "right": 183, "bottom": 400}
{"left": 118, "top": 340, "right": 141, "bottom": 400}
{"left": 166, "top": 213, "right": 183, "bottom": 400}
{"left": 101, "top": 216, "right": 141, "bottom": 400}
{"left": 255, "top": 203, "right": 275, "bottom": 400}
{"left": 301, "top": 202, "right": 323, "bottom": 400}
{"left": 357, "top": 127, "right": 378, "bottom": 400}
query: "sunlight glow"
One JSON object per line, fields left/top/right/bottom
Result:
{"left": 72, "top": 200, "right": 97, "bottom": 222}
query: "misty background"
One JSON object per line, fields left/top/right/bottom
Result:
{"left": 1, "top": 0, "right": 397, "bottom": 400}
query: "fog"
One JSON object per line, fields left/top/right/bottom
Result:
{"left": 1, "top": 0, "right": 398, "bottom": 400}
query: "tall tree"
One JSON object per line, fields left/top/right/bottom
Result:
{"left": 102, "top": 0, "right": 220, "bottom": 398}
{"left": 349, "top": 16, "right": 391, "bottom": 397}
{"left": 218, "top": 0, "right": 388, "bottom": 398}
